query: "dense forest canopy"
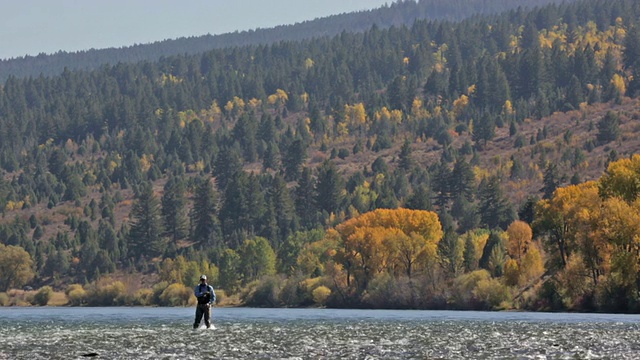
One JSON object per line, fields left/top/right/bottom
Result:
{"left": 2, "top": 0, "right": 640, "bottom": 311}
{"left": 0, "top": 0, "right": 571, "bottom": 81}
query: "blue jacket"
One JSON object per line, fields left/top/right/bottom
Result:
{"left": 194, "top": 283, "right": 216, "bottom": 305}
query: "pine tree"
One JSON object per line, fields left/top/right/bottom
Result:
{"left": 405, "top": 184, "right": 432, "bottom": 211}
{"left": 542, "top": 163, "right": 561, "bottom": 200}
{"left": 213, "top": 145, "right": 242, "bottom": 190}
{"left": 190, "top": 177, "right": 221, "bottom": 249}
{"left": 432, "top": 160, "right": 451, "bottom": 209}
{"left": 265, "top": 174, "right": 296, "bottom": 248}
{"left": 161, "top": 176, "right": 188, "bottom": 244}
{"left": 451, "top": 157, "right": 475, "bottom": 201}
{"left": 398, "top": 138, "right": 413, "bottom": 172}
{"left": 283, "top": 139, "right": 307, "bottom": 181}
{"left": 295, "top": 167, "right": 318, "bottom": 230}
{"left": 128, "top": 182, "right": 164, "bottom": 259}
{"left": 314, "top": 160, "right": 345, "bottom": 216}
{"left": 597, "top": 111, "right": 621, "bottom": 144}
{"left": 477, "top": 176, "right": 515, "bottom": 230}
{"left": 463, "top": 233, "right": 479, "bottom": 272}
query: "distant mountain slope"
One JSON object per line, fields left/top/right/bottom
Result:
{"left": 0, "top": 0, "right": 568, "bottom": 82}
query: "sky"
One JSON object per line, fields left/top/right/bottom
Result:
{"left": 1, "top": 0, "right": 392, "bottom": 60}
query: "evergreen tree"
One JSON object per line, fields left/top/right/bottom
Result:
{"left": 542, "top": 163, "right": 561, "bottom": 200}
{"left": 405, "top": 184, "right": 432, "bottom": 211}
{"left": 190, "top": 177, "right": 221, "bottom": 249}
{"left": 315, "top": 160, "right": 345, "bottom": 216}
{"left": 479, "top": 231, "right": 505, "bottom": 271}
{"left": 262, "top": 141, "right": 281, "bottom": 171}
{"left": 295, "top": 167, "right": 318, "bottom": 230}
{"left": 597, "top": 111, "right": 621, "bottom": 144}
{"left": 265, "top": 174, "right": 296, "bottom": 248}
{"left": 128, "top": 182, "right": 164, "bottom": 259}
{"left": 451, "top": 157, "right": 475, "bottom": 201}
{"left": 398, "top": 138, "right": 413, "bottom": 172}
{"left": 438, "top": 228, "right": 463, "bottom": 277}
{"left": 566, "top": 75, "right": 584, "bottom": 109}
{"left": 463, "top": 233, "right": 479, "bottom": 272}
{"left": 213, "top": 145, "right": 242, "bottom": 190}
{"left": 161, "top": 176, "right": 188, "bottom": 244}
{"left": 477, "top": 176, "right": 515, "bottom": 230}
{"left": 283, "top": 139, "right": 307, "bottom": 181}
{"left": 432, "top": 160, "right": 451, "bottom": 208}
{"left": 472, "top": 112, "right": 495, "bottom": 149}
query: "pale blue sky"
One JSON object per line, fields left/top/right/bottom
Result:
{"left": 1, "top": 1, "right": 391, "bottom": 60}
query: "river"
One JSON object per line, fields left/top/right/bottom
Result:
{"left": 1, "top": 307, "right": 640, "bottom": 359}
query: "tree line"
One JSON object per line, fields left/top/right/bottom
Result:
{"left": 0, "top": 0, "right": 567, "bottom": 81}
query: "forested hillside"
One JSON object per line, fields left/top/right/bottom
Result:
{"left": 0, "top": 0, "right": 568, "bottom": 81}
{"left": 2, "top": 0, "right": 640, "bottom": 311}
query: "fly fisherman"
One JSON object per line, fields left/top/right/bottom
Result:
{"left": 193, "top": 274, "right": 216, "bottom": 329}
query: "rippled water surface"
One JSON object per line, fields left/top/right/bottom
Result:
{"left": 2, "top": 307, "right": 640, "bottom": 359}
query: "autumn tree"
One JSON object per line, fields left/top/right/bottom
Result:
{"left": 333, "top": 208, "right": 443, "bottom": 292}
{"left": 506, "top": 220, "right": 533, "bottom": 263}
{"left": 534, "top": 181, "right": 600, "bottom": 268}
{"left": 0, "top": 244, "right": 35, "bottom": 291}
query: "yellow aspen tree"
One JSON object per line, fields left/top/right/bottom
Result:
{"left": 374, "top": 107, "right": 392, "bottom": 122}
{"left": 599, "top": 155, "right": 640, "bottom": 204}
{"left": 140, "top": 154, "right": 153, "bottom": 173}
{"left": 534, "top": 181, "right": 600, "bottom": 267}
{"left": 506, "top": 220, "right": 533, "bottom": 263}
{"left": 556, "top": 253, "right": 592, "bottom": 309}
{"left": 345, "top": 103, "right": 367, "bottom": 127}
{"left": 598, "top": 197, "right": 640, "bottom": 252}
{"left": 390, "top": 109, "right": 403, "bottom": 124}
{"left": 247, "top": 98, "right": 262, "bottom": 111}
{"left": 503, "top": 258, "right": 520, "bottom": 286}
{"left": 224, "top": 100, "right": 234, "bottom": 118}
{"left": 452, "top": 94, "right": 469, "bottom": 119}
{"left": 304, "top": 58, "right": 314, "bottom": 69}
{"left": 610, "top": 74, "right": 626, "bottom": 97}
{"left": 268, "top": 89, "right": 289, "bottom": 111}
{"left": 519, "top": 242, "right": 545, "bottom": 285}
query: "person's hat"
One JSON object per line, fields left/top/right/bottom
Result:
{"left": 200, "top": 275, "right": 207, "bottom": 280}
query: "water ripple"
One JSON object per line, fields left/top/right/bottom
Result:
{"left": 2, "top": 309, "right": 640, "bottom": 359}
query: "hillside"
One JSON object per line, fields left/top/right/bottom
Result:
{"left": 2, "top": 0, "right": 640, "bottom": 311}
{"left": 0, "top": 0, "right": 568, "bottom": 81}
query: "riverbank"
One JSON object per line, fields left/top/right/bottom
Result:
{"left": 0, "top": 286, "right": 241, "bottom": 307}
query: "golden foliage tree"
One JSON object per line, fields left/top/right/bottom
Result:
{"left": 506, "top": 220, "right": 533, "bottom": 263}
{"left": 332, "top": 208, "right": 443, "bottom": 291}
{"left": 0, "top": 244, "right": 35, "bottom": 291}
{"left": 534, "top": 181, "right": 600, "bottom": 267}
{"left": 599, "top": 154, "right": 640, "bottom": 204}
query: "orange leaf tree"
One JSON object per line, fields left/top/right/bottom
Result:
{"left": 333, "top": 208, "right": 443, "bottom": 292}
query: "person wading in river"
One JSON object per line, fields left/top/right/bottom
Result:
{"left": 193, "top": 274, "right": 216, "bottom": 329}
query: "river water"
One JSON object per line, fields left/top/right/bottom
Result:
{"left": 1, "top": 307, "right": 640, "bottom": 359}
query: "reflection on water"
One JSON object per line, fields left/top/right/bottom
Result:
{"left": 1, "top": 308, "right": 640, "bottom": 359}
